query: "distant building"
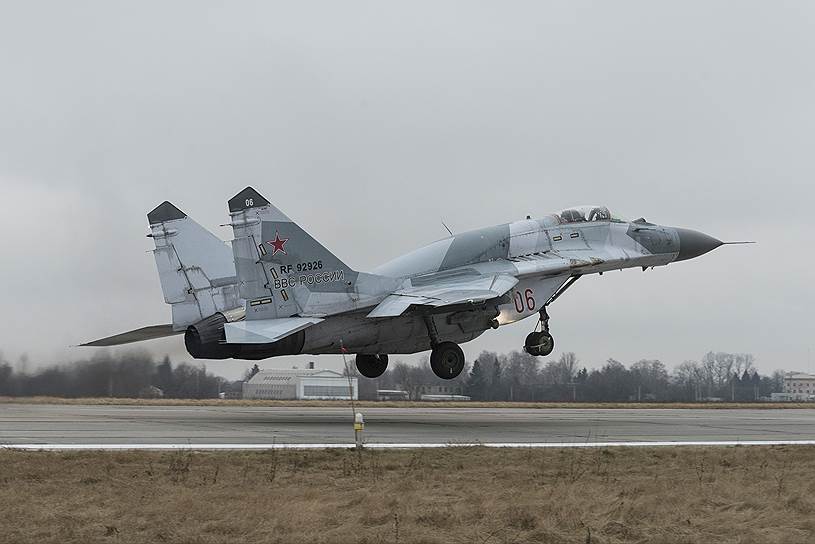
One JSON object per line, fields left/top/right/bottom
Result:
{"left": 393, "top": 382, "right": 468, "bottom": 401}
{"left": 420, "top": 394, "right": 471, "bottom": 401}
{"left": 377, "top": 389, "right": 410, "bottom": 401}
{"left": 242, "top": 366, "right": 357, "bottom": 400}
{"left": 783, "top": 372, "right": 815, "bottom": 401}
{"left": 416, "top": 383, "right": 465, "bottom": 397}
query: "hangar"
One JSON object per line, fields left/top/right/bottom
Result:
{"left": 242, "top": 366, "right": 357, "bottom": 400}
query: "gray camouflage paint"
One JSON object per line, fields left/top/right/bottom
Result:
{"left": 114, "top": 188, "right": 722, "bottom": 357}
{"left": 294, "top": 208, "right": 690, "bottom": 355}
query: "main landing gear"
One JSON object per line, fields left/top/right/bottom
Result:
{"left": 354, "top": 316, "right": 468, "bottom": 381}
{"left": 524, "top": 307, "right": 555, "bottom": 357}
{"left": 430, "top": 342, "right": 466, "bottom": 380}
{"left": 423, "top": 315, "right": 466, "bottom": 380}
{"left": 355, "top": 354, "right": 388, "bottom": 378}
{"left": 355, "top": 347, "right": 465, "bottom": 381}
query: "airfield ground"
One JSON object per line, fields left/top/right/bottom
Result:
{"left": 1, "top": 445, "right": 813, "bottom": 544}
{"left": 3, "top": 402, "right": 814, "bottom": 542}
{"left": 2, "top": 396, "right": 814, "bottom": 409}
{"left": 4, "top": 403, "right": 815, "bottom": 446}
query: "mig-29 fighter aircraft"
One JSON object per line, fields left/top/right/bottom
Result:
{"left": 82, "top": 187, "right": 745, "bottom": 380}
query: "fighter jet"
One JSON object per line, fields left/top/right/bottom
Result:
{"left": 82, "top": 187, "right": 746, "bottom": 380}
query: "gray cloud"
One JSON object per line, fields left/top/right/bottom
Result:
{"left": 1, "top": 1, "right": 813, "bottom": 378}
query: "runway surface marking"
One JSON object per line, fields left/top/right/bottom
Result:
{"left": 4, "top": 440, "right": 815, "bottom": 450}
{"left": 4, "top": 405, "right": 815, "bottom": 446}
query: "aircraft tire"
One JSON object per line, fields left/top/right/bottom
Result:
{"left": 355, "top": 354, "right": 389, "bottom": 378}
{"left": 524, "top": 331, "right": 554, "bottom": 357}
{"left": 430, "top": 342, "right": 466, "bottom": 380}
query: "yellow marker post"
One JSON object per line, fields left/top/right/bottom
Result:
{"left": 354, "top": 412, "right": 364, "bottom": 450}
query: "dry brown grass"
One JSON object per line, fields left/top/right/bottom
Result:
{"left": 1, "top": 446, "right": 814, "bottom": 543}
{"left": 1, "top": 396, "right": 813, "bottom": 409}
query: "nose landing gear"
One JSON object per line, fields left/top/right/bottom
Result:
{"left": 525, "top": 307, "right": 555, "bottom": 357}
{"left": 522, "top": 275, "right": 582, "bottom": 357}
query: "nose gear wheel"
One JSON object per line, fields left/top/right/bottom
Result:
{"left": 525, "top": 330, "right": 554, "bottom": 357}
{"left": 524, "top": 307, "right": 555, "bottom": 357}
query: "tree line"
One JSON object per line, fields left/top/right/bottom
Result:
{"left": 360, "top": 350, "right": 785, "bottom": 402}
{"left": 0, "top": 350, "right": 232, "bottom": 399}
{"left": 1, "top": 348, "right": 785, "bottom": 402}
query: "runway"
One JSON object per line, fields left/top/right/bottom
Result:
{"left": 3, "top": 404, "right": 815, "bottom": 449}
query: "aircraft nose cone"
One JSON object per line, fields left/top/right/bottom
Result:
{"left": 674, "top": 228, "right": 723, "bottom": 262}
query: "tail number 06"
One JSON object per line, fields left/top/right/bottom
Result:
{"left": 513, "top": 288, "right": 535, "bottom": 313}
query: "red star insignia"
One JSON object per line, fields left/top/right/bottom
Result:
{"left": 266, "top": 231, "right": 289, "bottom": 256}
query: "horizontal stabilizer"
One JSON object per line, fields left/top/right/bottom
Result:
{"left": 224, "top": 317, "right": 324, "bottom": 344}
{"left": 367, "top": 274, "right": 518, "bottom": 318}
{"left": 79, "top": 325, "right": 182, "bottom": 347}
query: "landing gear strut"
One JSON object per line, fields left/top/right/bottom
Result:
{"left": 524, "top": 307, "right": 555, "bottom": 357}
{"left": 523, "top": 275, "right": 582, "bottom": 357}
{"left": 423, "top": 315, "right": 466, "bottom": 380}
{"left": 355, "top": 354, "right": 389, "bottom": 378}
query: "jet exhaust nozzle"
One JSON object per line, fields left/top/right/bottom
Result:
{"left": 184, "top": 313, "right": 306, "bottom": 360}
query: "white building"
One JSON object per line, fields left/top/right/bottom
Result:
{"left": 243, "top": 367, "right": 358, "bottom": 400}
{"left": 783, "top": 372, "right": 815, "bottom": 400}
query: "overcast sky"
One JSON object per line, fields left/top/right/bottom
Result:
{"left": 1, "top": 1, "right": 813, "bottom": 379}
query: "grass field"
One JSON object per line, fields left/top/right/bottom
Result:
{"left": 1, "top": 446, "right": 813, "bottom": 543}
{"left": 1, "top": 395, "right": 813, "bottom": 409}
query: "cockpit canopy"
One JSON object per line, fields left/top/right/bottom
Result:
{"left": 557, "top": 205, "right": 625, "bottom": 224}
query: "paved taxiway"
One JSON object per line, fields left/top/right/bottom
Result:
{"left": 2, "top": 404, "right": 815, "bottom": 447}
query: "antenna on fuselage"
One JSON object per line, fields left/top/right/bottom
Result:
{"left": 441, "top": 220, "right": 454, "bottom": 237}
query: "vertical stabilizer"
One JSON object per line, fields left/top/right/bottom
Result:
{"left": 228, "top": 187, "right": 381, "bottom": 320}
{"left": 148, "top": 201, "right": 241, "bottom": 329}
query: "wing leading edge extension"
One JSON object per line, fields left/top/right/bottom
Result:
{"left": 366, "top": 274, "right": 519, "bottom": 318}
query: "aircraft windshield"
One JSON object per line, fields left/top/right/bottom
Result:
{"left": 557, "top": 205, "right": 625, "bottom": 224}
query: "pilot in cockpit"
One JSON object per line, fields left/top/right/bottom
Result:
{"left": 559, "top": 208, "right": 586, "bottom": 223}
{"left": 559, "top": 205, "right": 613, "bottom": 224}
{"left": 588, "top": 206, "right": 611, "bottom": 221}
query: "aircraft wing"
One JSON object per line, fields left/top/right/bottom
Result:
{"left": 79, "top": 324, "right": 183, "bottom": 347}
{"left": 223, "top": 317, "right": 324, "bottom": 344}
{"left": 366, "top": 274, "right": 519, "bottom": 318}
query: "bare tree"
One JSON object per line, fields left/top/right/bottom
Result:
{"left": 733, "top": 353, "right": 756, "bottom": 376}
{"left": 630, "top": 359, "right": 669, "bottom": 399}
{"left": 502, "top": 350, "right": 539, "bottom": 400}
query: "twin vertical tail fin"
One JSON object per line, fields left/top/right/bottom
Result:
{"left": 83, "top": 188, "right": 384, "bottom": 349}
{"left": 148, "top": 201, "right": 241, "bottom": 330}
{"left": 228, "top": 187, "right": 362, "bottom": 321}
